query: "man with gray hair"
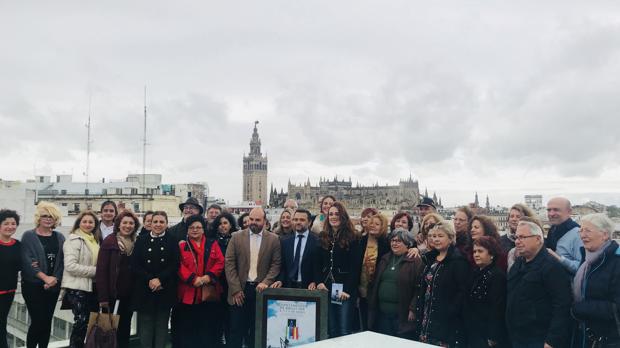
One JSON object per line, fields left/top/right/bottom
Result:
{"left": 545, "top": 197, "right": 583, "bottom": 274}
{"left": 505, "top": 220, "right": 572, "bottom": 348}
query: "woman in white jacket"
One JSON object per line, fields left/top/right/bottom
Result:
{"left": 62, "top": 210, "right": 101, "bottom": 348}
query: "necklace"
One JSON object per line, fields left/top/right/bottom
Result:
{"left": 391, "top": 254, "right": 404, "bottom": 270}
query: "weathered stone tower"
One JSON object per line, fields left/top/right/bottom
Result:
{"left": 242, "top": 121, "right": 268, "bottom": 204}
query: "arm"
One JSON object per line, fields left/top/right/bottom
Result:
{"left": 95, "top": 247, "right": 112, "bottom": 303}
{"left": 344, "top": 240, "right": 363, "bottom": 295}
{"left": 276, "top": 239, "right": 287, "bottom": 285}
{"left": 486, "top": 270, "right": 507, "bottom": 343}
{"left": 556, "top": 231, "right": 582, "bottom": 274}
{"left": 63, "top": 239, "right": 96, "bottom": 278}
{"left": 177, "top": 243, "right": 197, "bottom": 285}
{"left": 205, "top": 241, "right": 225, "bottom": 281}
{"left": 261, "top": 236, "right": 281, "bottom": 286}
{"left": 544, "top": 264, "right": 572, "bottom": 348}
{"left": 572, "top": 262, "right": 620, "bottom": 322}
{"left": 20, "top": 233, "right": 43, "bottom": 280}
{"left": 225, "top": 234, "right": 242, "bottom": 296}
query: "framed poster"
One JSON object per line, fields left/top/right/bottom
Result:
{"left": 255, "top": 288, "right": 328, "bottom": 348}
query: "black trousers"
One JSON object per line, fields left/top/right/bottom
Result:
{"left": 0, "top": 293, "right": 15, "bottom": 348}
{"left": 172, "top": 302, "right": 217, "bottom": 348}
{"left": 21, "top": 281, "right": 60, "bottom": 348}
{"left": 65, "top": 289, "right": 98, "bottom": 348}
{"left": 213, "top": 295, "right": 230, "bottom": 347}
{"left": 104, "top": 297, "right": 133, "bottom": 348}
{"left": 228, "top": 283, "right": 257, "bottom": 348}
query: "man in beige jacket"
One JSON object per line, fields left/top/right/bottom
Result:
{"left": 225, "top": 207, "right": 280, "bottom": 348}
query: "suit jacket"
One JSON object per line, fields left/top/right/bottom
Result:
{"left": 279, "top": 232, "right": 318, "bottom": 288}
{"left": 225, "top": 229, "right": 281, "bottom": 305}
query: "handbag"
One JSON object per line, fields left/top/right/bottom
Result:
{"left": 201, "top": 283, "right": 218, "bottom": 302}
{"left": 85, "top": 311, "right": 119, "bottom": 348}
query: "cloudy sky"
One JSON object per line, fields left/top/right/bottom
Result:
{"left": 2, "top": 1, "right": 619, "bottom": 207}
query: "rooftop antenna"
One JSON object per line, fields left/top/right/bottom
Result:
{"left": 85, "top": 94, "right": 93, "bottom": 202}
{"left": 141, "top": 86, "right": 148, "bottom": 210}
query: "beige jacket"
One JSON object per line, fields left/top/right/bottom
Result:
{"left": 61, "top": 233, "right": 97, "bottom": 292}
{"left": 224, "top": 229, "right": 281, "bottom": 305}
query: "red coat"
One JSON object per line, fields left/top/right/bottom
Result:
{"left": 177, "top": 237, "right": 225, "bottom": 305}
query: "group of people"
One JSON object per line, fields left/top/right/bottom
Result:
{"left": 0, "top": 194, "right": 617, "bottom": 348}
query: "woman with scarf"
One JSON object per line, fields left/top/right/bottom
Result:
{"left": 132, "top": 211, "right": 179, "bottom": 348}
{"left": 571, "top": 213, "right": 620, "bottom": 348}
{"left": 95, "top": 210, "right": 140, "bottom": 348}
{"left": 62, "top": 211, "right": 101, "bottom": 348}
{"left": 173, "top": 215, "right": 225, "bottom": 347}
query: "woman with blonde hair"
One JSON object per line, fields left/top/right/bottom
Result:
{"left": 417, "top": 213, "right": 445, "bottom": 254}
{"left": 273, "top": 209, "right": 294, "bottom": 238}
{"left": 501, "top": 203, "right": 536, "bottom": 253}
{"left": 358, "top": 213, "right": 390, "bottom": 330}
{"left": 20, "top": 201, "right": 65, "bottom": 348}
{"left": 62, "top": 210, "right": 101, "bottom": 348}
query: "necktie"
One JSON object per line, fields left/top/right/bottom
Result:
{"left": 291, "top": 234, "right": 304, "bottom": 282}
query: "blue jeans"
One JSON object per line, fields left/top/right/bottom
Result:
{"left": 328, "top": 295, "right": 356, "bottom": 338}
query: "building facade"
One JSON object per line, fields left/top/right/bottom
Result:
{"left": 270, "top": 175, "right": 420, "bottom": 213}
{"left": 242, "top": 121, "right": 268, "bottom": 204}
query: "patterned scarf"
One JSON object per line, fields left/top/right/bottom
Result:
{"left": 116, "top": 234, "right": 135, "bottom": 256}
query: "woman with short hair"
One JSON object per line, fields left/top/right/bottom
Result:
{"left": 501, "top": 204, "right": 536, "bottom": 253}
{"left": 96, "top": 210, "right": 140, "bottom": 348}
{"left": 140, "top": 210, "right": 154, "bottom": 236}
{"left": 571, "top": 213, "right": 620, "bottom": 348}
{"left": 360, "top": 207, "right": 379, "bottom": 236}
{"left": 390, "top": 212, "right": 414, "bottom": 233}
{"left": 62, "top": 210, "right": 101, "bottom": 348}
{"left": 173, "top": 215, "right": 225, "bottom": 347}
{"left": 368, "top": 228, "right": 423, "bottom": 339}
{"left": 132, "top": 211, "right": 179, "bottom": 348}
{"left": 416, "top": 222, "right": 470, "bottom": 347}
{"left": 465, "top": 236, "right": 508, "bottom": 347}
{"left": 0, "top": 210, "right": 21, "bottom": 348}
{"left": 20, "top": 202, "right": 65, "bottom": 348}
{"left": 417, "top": 213, "right": 445, "bottom": 254}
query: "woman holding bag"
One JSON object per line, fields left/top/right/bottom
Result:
{"left": 96, "top": 210, "right": 140, "bottom": 348}
{"left": 173, "top": 215, "right": 224, "bottom": 347}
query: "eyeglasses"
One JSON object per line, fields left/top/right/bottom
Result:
{"left": 515, "top": 234, "right": 538, "bottom": 241}
{"left": 40, "top": 215, "right": 54, "bottom": 219}
{"left": 188, "top": 226, "right": 203, "bottom": 231}
{"left": 183, "top": 206, "right": 199, "bottom": 211}
{"left": 390, "top": 239, "right": 404, "bottom": 244}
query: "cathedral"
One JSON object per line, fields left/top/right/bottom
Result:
{"left": 269, "top": 175, "right": 421, "bottom": 212}
{"left": 242, "top": 121, "right": 268, "bottom": 204}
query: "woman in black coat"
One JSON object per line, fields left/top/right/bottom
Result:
{"left": 571, "top": 214, "right": 620, "bottom": 348}
{"left": 131, "top": 211, "right": 179, "bottom": 348}
{"left": 416, "top": 222, "right": 470, "bottom": 347}
{"left": 464, "top": 236, "right": 508, "bottom": 348}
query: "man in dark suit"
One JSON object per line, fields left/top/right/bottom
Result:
{"left": 271, "top": 209, "right": 318, "bottom": 290}
{"left": 225, "top": 207, "right": 281, "bottom": 348}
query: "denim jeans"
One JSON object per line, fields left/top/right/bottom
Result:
{"left": 328, "top": 294, "right": 356, "bottom": 338}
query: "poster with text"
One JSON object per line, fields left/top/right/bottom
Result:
{"left": 266, "top": 299, "right": 317, "bottom": 347}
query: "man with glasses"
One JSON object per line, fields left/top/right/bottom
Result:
{"left": 169, "top": 197, "right": 204, "bottom": 241}
{"left": 505, "top": 219, "right": 572, "bottom": 348}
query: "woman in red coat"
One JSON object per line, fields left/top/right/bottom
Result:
{"left": 172, "top": 214, "right": 224, "bottom": 347}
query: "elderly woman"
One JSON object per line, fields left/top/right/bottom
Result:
{"left": 20, "top": 202, "right": 65, "bottom": 348}
{"left": 368, "top": 228, "right": 423, "bottom": 338}
{"left": 358, "top": 213, "right": 390, "bottom": 331}
{"left": 310, "top": 195, "right": 335, "bottom": 234}
{"left": 96, "top": 210, "right": 140, "bottom": 348}
{"left": 0, "top": 210, "right": 21, "bottom": 348}
{"left": 416, "top": 213, "right": 445, "bottom": 254}
{"left": 173, "top": 215, "right": 225, "bottom": 346}
{"left": 63, "top": 210, "right": 101, "bottom": 348}
{"left": 273, "top": 209, "right": 294, "bottom": 238}
{"left": 416, "top": 221, "right": 470, "bottom": 347}
{"left": 465, "top": 236, "right": 508, "bottom": 348}
{"left": 132, "top": 211, "right": 179, "bottom": 348}
{"left": 571, "top": 213, "right": 620, "bottom": 348}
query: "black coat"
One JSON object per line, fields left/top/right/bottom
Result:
{"left": 415, "top": 245, "right": 471, "bottom": 347}
{"left": 168, "top": 220, "right": 188, "bottom": 242}
{"left": 314, "top": 237, "right": 362, "bottom": 295}
{"left": 464, "top": 263, "right": 509, "bottom": 348}
{"left": 131, "top": 231, "right": 179, "bottom": 311}
{"left": 506, "top": 247, "right": 572, "bottom": 347}
{"left": 572, "top": 241, "right": 620, "bottom": 347}
{"left": 278, "top": 232, "right": 319, "bottom": 288}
